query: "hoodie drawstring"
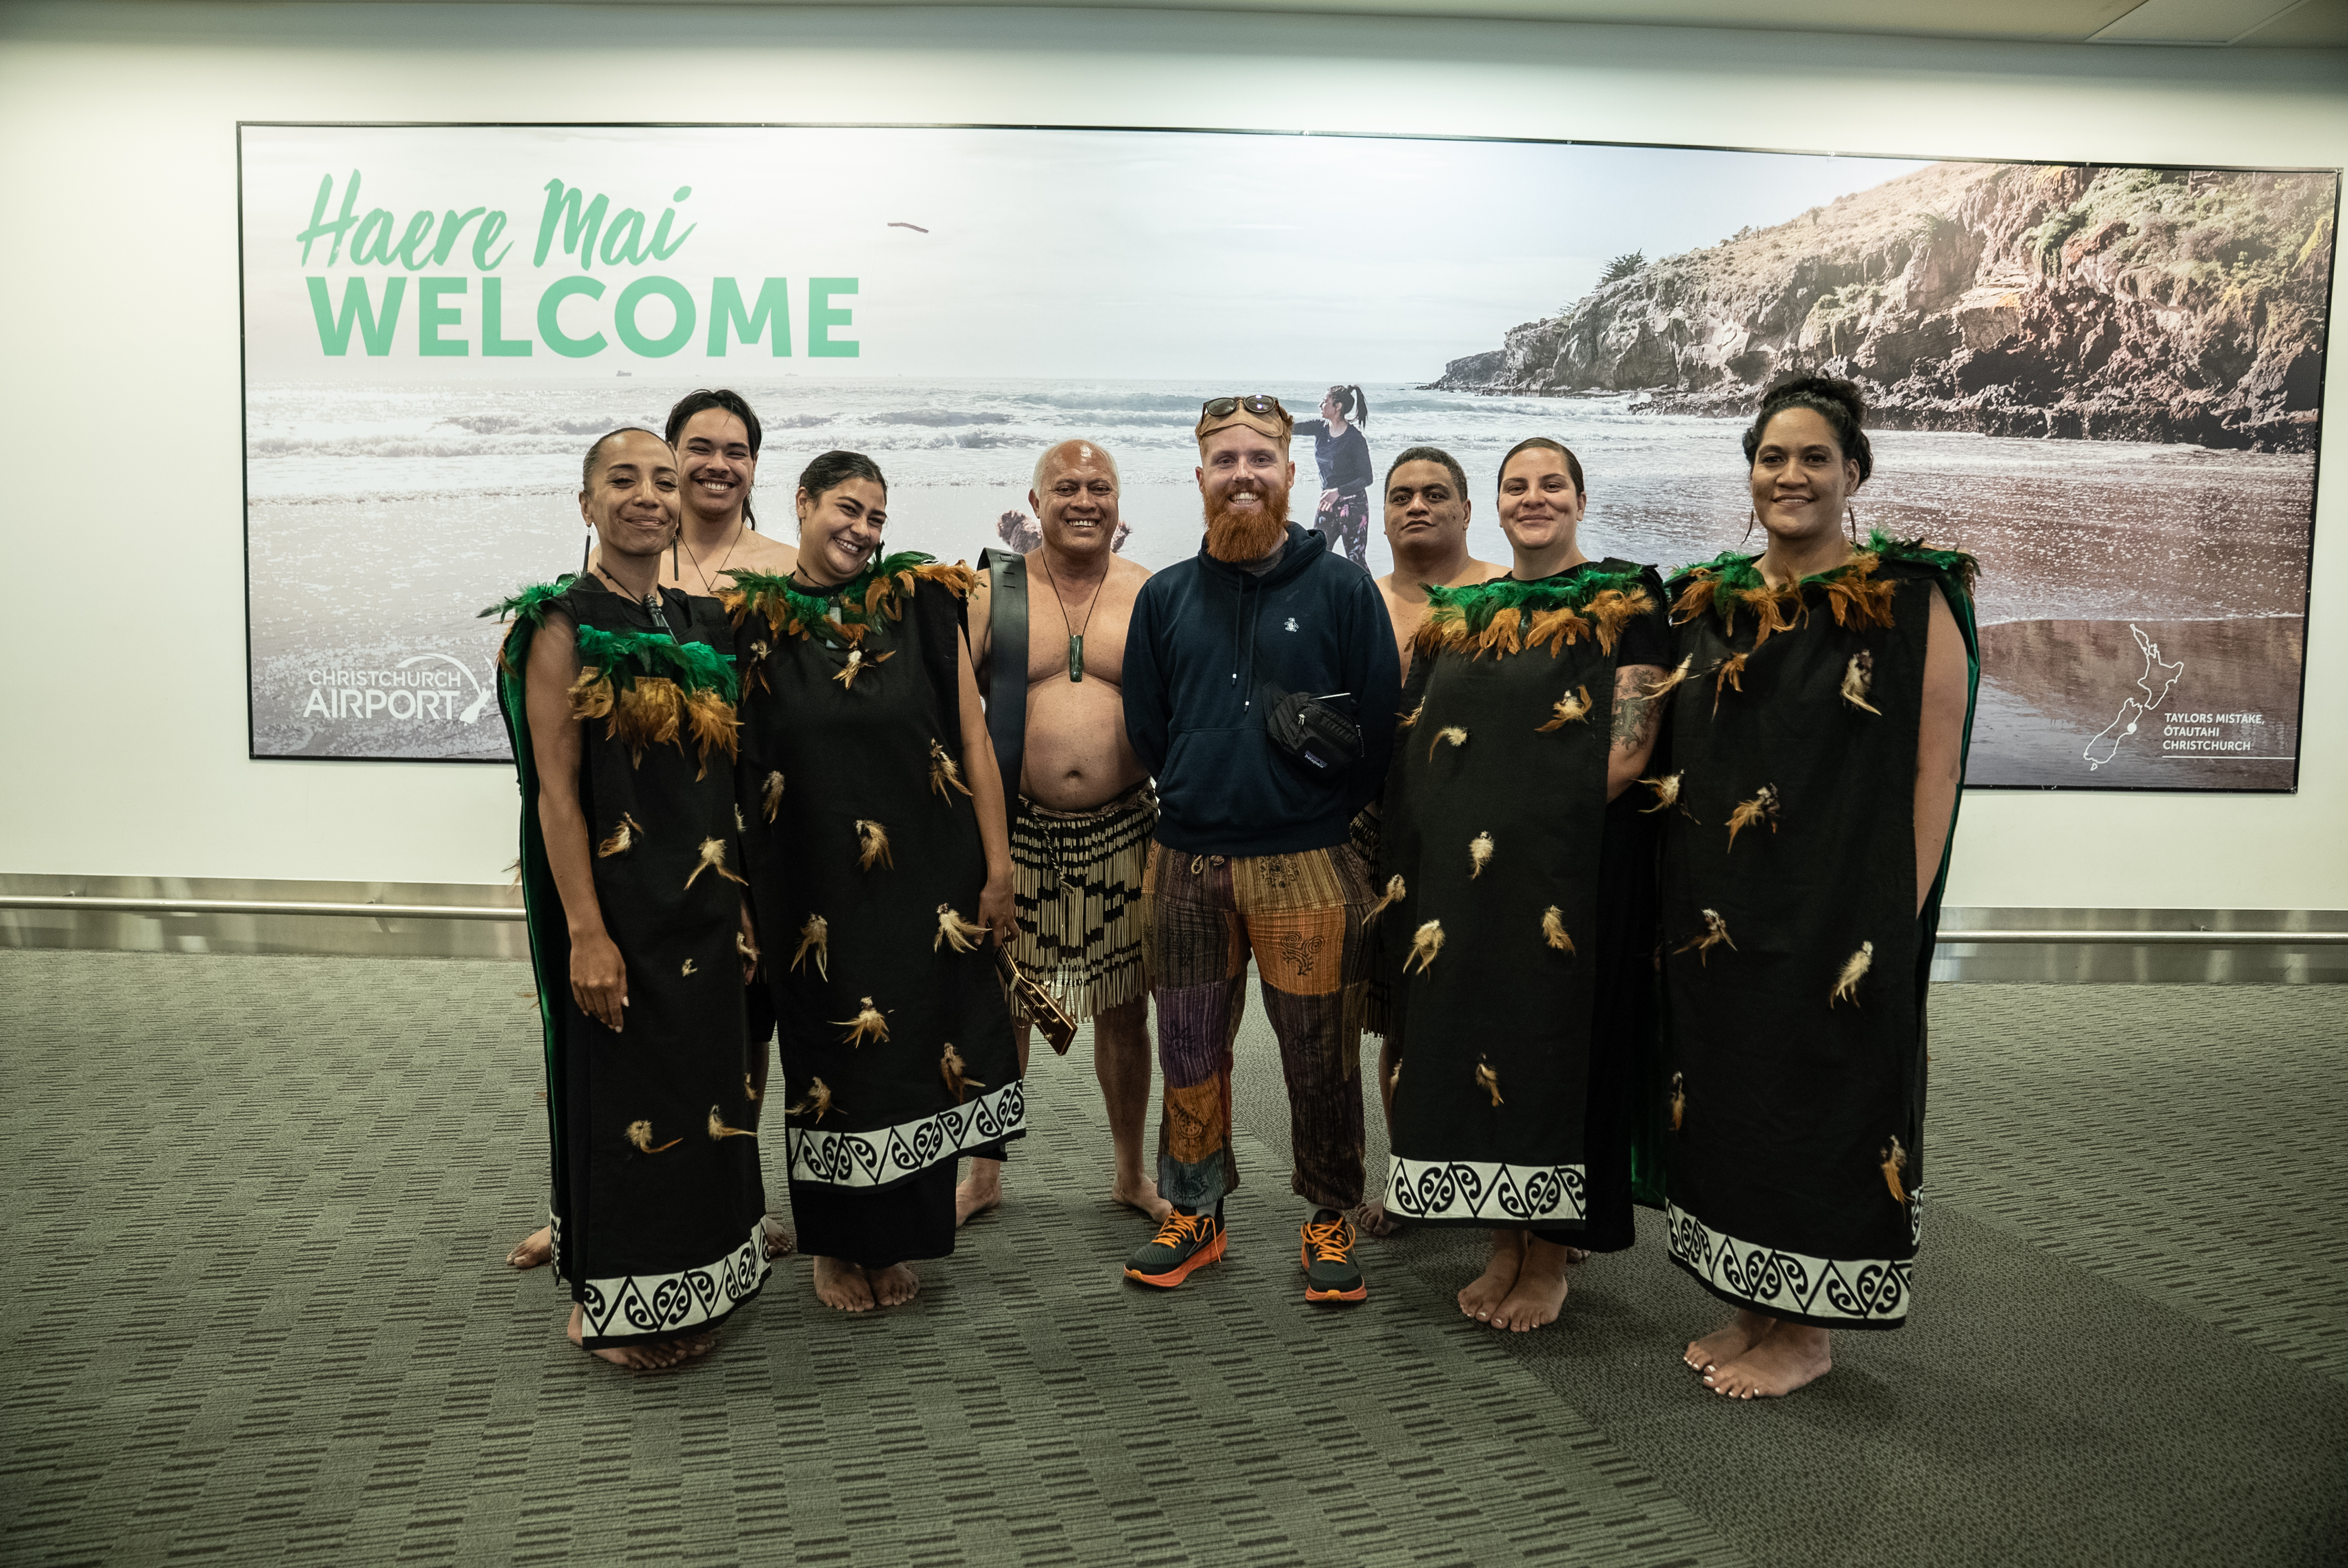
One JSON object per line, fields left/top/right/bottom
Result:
{"left": 1231, "top": 572, "right": 1261, "bottom": 710}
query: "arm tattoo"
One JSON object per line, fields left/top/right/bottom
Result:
{"left": 1610, "top": 668, "right": 1664, "bottom": 750}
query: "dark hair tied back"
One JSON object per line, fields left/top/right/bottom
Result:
{"left": 1743, "top": 375, "right": 1872, "bottom": 483}
{"left": 1326, "top": 384, "right": 1368, "bottom": 426}
{"left": 1497, "top": 436, "right": 1585, "bottom": 498}
{"left": 797, "top": 450, "right": 887, "bottom": 512}
{"left": 581, "top": 426, "right": 666, "bottom": 491}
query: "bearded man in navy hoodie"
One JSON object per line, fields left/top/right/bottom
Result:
{"left": 1119, "top": 394, "right": 1401, "bottom": 1303}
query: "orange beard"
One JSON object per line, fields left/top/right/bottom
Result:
{"left": 1204, "top": 486, "right": 1291, "bottom": 563}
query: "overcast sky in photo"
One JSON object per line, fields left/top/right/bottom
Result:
{"left": 243, "top": 125, "right": 1934, "bottom": 384}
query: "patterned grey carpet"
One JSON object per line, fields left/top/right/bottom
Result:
{"left": 0, "top": 952, "right": 2341, "bottom": 1566}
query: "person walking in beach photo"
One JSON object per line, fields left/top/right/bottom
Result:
{"left": 1119, "top": 394, "right": 1400, "bottom": 1302}
{"left": 1659, "top": 376, "right": 1977, "bottom": 1397}
{"left": 726, "top": 452, "right": 1026, "bottom": 1314}
{"left": 486, "top": 427, "right": 771, "bottom": 1369}
{"left": 1353, "top": 443, "right": 1507, "bottom": 1236}
{"left": 1293, "top": 384, "right": 1374, "bottom": 569}
{"left": 1374, "top": 436, "right": 1669, "bottom": 1330}
{"left": 959, "top": 439, "right": 1168, "bottom": 1227}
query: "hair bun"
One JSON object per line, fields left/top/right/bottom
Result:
{"left": 1742, "top": 375, "right": 1873, "bottom": 482}
{"left": 1762, "top": 374, "right": 1865, "bottom": 422}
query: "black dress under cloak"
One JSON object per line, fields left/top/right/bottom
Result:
{"left": 728, "top": 556, "right": 1024, "bottom": 1268}
{"left": 490, "top": 574, "right": 770, "bottom": 1348}
{"left": 1654, "top": 535, "right": 1978, "bottom": 1330}
{"left": 1376, "top": 560, "right": 1669, "bottom": 1247}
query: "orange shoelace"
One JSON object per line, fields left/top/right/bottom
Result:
{"left": 1151, "top": 1211, "right": 1212, "bottom": 1249}
{"left": 1301, "top": 1216, "right": 1355, "bottom": 1262}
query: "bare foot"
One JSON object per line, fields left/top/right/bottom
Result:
{"left": 678, "top": 1330, "right": 720, "bottom": 1360}
{"left": 1347, "top": 1200, "right": 1402, "bottom": 1239}
{"left": 1563, "top": 1247, "right": 1591, "bottom": 1266}
{"left": 1705, "top": 1323, "right": 1832, "bottom": 1399}
{"left": 507, "top": 1224, "right": 553, "bottom": 1270}
{"left": 1491, "top": 1236, "right": 1572, "bottom": 1331}
{"left": 1113, "top": 1174, "right": 1174, "bottom": 1223}
{"left": 761, "top": 1214, "right": 796, "bottom": 1260}
{"left": 567, "top": 1304, "right": 687, "bottom": 1369}
{"left": 1683, "top": 1309, "right": 1774, "bottom": 1373}
{"left": 1458, "top": 1229, "right": 1524, "bottom": 1324}
{"left": 866, "top": 1262, "right": 921, "bottom": 1307}
{"left": 955, "top": 1160, "right": 1004, "bottom": 1226}
{"left": 813, "top": 1255, "right": 876, "bottom": 1312}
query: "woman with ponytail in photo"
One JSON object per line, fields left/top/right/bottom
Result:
{"left": 1654, "top": 375, "right": 1978, "bottom": 1398}
{"left": 1295, "top": 383, "right": 1374, "bottom": 568}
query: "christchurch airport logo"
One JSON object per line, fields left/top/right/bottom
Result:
{"left": 301, "top": 653, "right": 493, "bottom": 724}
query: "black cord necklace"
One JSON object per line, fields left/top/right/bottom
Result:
{"left": 1037, "top": 549, "right": 1104, "bottom": 683}
{"left": 679, "top": 518, "right": 747, "bottom": 596}
{"left": 596, "top": 564, "right": 679, "bottom": 637}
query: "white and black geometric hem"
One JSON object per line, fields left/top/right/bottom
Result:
{"left": 575, "top": 1221, "right": 771, "bottom": 1345}
{"left": 1383, "top": 1156, "right": 1587, "bottom": 1225}
{"left": 1664, "top": 1199, "right": 1914, "bottom": 1327}
{"left": 786, "top": 1080, "right": 1027, "bottom": 1189}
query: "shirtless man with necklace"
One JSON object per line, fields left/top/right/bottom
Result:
{"left": 960, "top": 439, "right": 1166, "bottom": 1225}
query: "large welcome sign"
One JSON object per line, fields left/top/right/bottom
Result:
{"left": 239, "top": 123, "right": 2333, "bottom": 790}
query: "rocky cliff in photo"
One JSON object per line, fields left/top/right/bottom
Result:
{"left": 1432, "top": 162, "right": 2336, "bottom": 450}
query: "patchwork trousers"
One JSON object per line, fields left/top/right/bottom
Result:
{"left": 1143, "top": 839, "right": 1375, "bottom": 1215}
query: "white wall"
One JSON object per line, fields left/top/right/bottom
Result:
{"left": 2, "top": 1, "right": 2342, "bottom": 909}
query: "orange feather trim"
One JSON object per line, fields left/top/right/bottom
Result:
{"left": 1522, "top": 606, "right": 1588, "bottom": 656}
{"left": 682, "top": 687, "right": 740, "bottom": 780}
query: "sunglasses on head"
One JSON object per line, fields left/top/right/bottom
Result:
{"left": 1200, "top": 394, "right": 1290, "bottom": 422}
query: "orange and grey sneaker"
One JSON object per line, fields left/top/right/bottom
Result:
{"left": 1124, "top": 1208, "right": 1228, "bottom": 1288}
{"left": 1300, "top": 1209, "right": 1367, "bottom": 1303}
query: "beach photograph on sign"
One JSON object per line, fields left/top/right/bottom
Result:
{"left": 238, "top": 123, "right": 2334, "bottom": 787}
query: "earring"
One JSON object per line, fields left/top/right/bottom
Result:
{"left": 672, "top": 531, "right": 680, "bottom": 578}
{"left": 580, "top": 525, "right": 592, "bottom": 576}
{"left": 1845, "top": 504, "right": 1860, "bottom": 544}
{"left": 1741, "top": 507, "right": 1758, "bottom": 544}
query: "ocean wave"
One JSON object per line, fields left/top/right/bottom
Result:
{"left": 249, "top": 434, "right": 588, "bottom": 460}
{"left": 863, "top": 409, "right": 1017, "bottom": 428}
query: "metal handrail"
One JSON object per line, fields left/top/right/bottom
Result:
{"left": 0, "top": 895, "right": 522, "bottom": 921}
{"left": 3, "top": 895, "right": 2344, "bottom": 943}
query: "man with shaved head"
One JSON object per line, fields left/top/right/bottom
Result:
{"left": 960, "top": 439, "right": 1166, "bottom": 1225}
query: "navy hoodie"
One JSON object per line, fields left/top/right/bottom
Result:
{"left": 1124, "top": 524, "right": 1400, "bottom": 857}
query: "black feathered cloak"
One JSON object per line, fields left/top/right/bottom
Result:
{"left": 1376, "top": 561, "right": 1668, "bottom": 1234}
{"left": 1654, "top": 534, "right": 1978, "bottom": 1330}
{"left": 490, "top": 574, "right": 769, "bottom": 1347}
{"left": 727, "top": 556, "right": 1023, "bottom": 1256}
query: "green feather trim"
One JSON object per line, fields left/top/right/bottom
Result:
{"left": 1865, "top": 528, "right": 1980, "bottom": 596}
{"left": 480, "top": 576, "right": 578, "bottom": 625}
{"left": 572, "top": 624, "right": 739, "bottom": 702}
{"left": 727, "top": 551, "right": 943, "bottom": 645}
{"left": 1667, "top": 527, "right": 1978, "bottom": 619}
{"left": 1422, "top": 565, "right": 1651, "bottom": 636}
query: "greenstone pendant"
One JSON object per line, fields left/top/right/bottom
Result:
{"left": 1068, "top": 633, "right": 1084, "bottom": 682}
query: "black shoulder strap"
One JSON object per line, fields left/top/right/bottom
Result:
{"left": 979, "top": 548, "right": 1028, "bottom": 800}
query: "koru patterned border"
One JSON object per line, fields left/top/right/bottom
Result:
{"left": 1384, "top": 1156, "right": 1588, "bottom": 1224}
{"left": 569, "top": 1220, "right": 771, "bottom": 1344}
{"left": 1664, "top": 1199, "right": 1917, "bottom": 1325}
{"left": 786, "top": 1080, "right": 1027, "bottom": 1189}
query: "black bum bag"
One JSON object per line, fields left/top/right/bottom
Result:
{"left": 1261, "top": 684, "right": 1362, "bottom": 775}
